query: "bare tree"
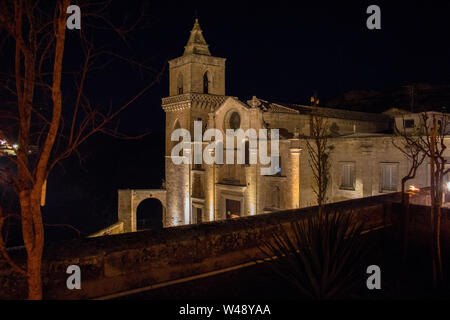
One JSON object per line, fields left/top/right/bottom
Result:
{"left": 392, "top": 126, "right": 427, "bottom": 260}
{"left": 304, "top": 97, "right": 334, "bottom": 212}
{"left": 0, "top": 0, "right": 163, "bottom": 299}
{"left": 394, "top": 112, "right": 449, "bottom": 287}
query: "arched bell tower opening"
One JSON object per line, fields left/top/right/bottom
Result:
{"left": 203, "top": 71, "right": 210, "bottom": 94}
{"left": 177, "top": 73, "right": 184, "bottom": 94}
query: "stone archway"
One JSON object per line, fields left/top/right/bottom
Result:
{"left": 136, "top": 198, "right": 163, "bottom": 230}
{"left": 118, "top": 189, "right": 167, "bottom": 233}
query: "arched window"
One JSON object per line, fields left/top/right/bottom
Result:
{"left": 245, "top": 140, "right": 250, "bottom": 165}
{"left": 177, "top": 73, "right": 183, "bottom": 94}
{"left": 203, "top": 71, "right": 210, "bottom": 94}
{"left": 229, "top": 112, "right": 241, "bottom": 130}
{"left": 172, "top": 120, "right": 182, "bottom": 156}
{"left": 174, "top": 119, "right": 181, "bottom": 130}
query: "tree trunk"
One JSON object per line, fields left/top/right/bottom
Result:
{"left": 435, "top": 186, "right": 443, "bottom": 285}
{"left": 27, "top": 246, "right": 43, "bottom": 300}
{"left": 20, "top": 190, "right": 44, "bottom": 300}
{"left": 430, "top": 157, "right": 437, "bottom": 287}
{"left": 401, "top": 181, "right": 409, "bottom": 262}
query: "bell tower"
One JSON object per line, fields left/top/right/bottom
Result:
{"left": 168, "top": 19, "right": 226, "bottom": 96}
{"left": 162, "top": 19, "right": 227, "bottom": 227}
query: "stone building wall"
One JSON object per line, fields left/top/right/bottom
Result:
{"left": 262, "top": 112, "right": 390, "bottom": 137}
{"left": 169, "top": 54, "right": 226, "bottom": 96}
{"left": 299, "top": 135, "right": 425, "bottom": 208}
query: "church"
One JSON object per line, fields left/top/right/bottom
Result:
{"left": 111, "top": 19, "right": 435, "bottom": 234}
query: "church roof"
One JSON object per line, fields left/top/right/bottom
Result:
{"left": 183, "top": 19, "right": 211, "bottom": 56}
{"left": 299, "top": 104, "right": 391, "bottom": 122}
{"left": 247, "top": 97, "right": 390, "bottom": 122}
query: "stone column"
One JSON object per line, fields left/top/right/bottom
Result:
{"left": 205, "top": 148, "right": 215, "bottom": 221}
{"left": 204, "top": 111, "right": 217, "bottom": 221}
{"left": 245, "top": 147, "right": 258, "bottom": 216}
{"left": 165, "top": 149, "right": 191, "bottom": 226}
{"left": 289, "top": 145, "right": 301, "bottom": 209}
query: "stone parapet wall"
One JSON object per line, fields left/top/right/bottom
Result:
{"left": 89, "top": 222, "right": 124, "bottom": 238}
{"left": 0, "top": 193, "right": 401, "bottom": 300}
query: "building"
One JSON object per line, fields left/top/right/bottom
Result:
{"left": 113, "top": 19, "right": 445, "bottom": 234}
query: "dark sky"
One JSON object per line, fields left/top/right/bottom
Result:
{"left": 82, "top": 0, "right": 450, "bottom": 134}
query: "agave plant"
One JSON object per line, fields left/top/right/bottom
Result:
{"left": 261, "top": 210, "right": 368, "bottom": 299}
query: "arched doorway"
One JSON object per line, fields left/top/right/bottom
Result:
{"left": 136, "top": 198, "right": 163, "bottom": 231}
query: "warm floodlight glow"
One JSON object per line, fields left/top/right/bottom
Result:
{"left": 185, "top": 192, "right": 190, "bottom": 224}
{"left": 409, "top": 185, "right": 419, "bottom": 192}
{"left": 209, "top": 202, "right": 214, "bottom": 221}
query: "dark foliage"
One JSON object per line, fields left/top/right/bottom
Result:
{"left": 261, "top": 210, "right": 368, "bottom": 299}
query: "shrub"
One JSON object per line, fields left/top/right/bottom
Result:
{"left": 260, "top": 210, "right": 368, "bottom": 299}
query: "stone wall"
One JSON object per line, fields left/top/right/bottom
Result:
{"left": 89, "top": 222, "right": 124, "bottom": 238}
{"left": 0, "top": 193, "right": 401, "bottom": 300}
{"left": 392, "top": 202, "right": 450, "bottom": 245}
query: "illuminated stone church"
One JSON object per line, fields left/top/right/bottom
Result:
{"left": 112, "top": 19, "right": 431, "bottom": 234}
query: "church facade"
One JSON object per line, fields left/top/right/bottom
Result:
{"left": 115, "top": 19, "right": 435, "bottom": 234}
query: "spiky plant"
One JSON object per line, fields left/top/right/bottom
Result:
{"left": 261, "top": 210, "right": 368, "bottom": 299}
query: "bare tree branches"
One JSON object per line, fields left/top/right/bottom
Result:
{"left": 304, "top": 111, "right": 334, "bottom": 211}
{"left": 394, "top": 111, "right": 449, "bottom": 288}
{"left": 0, "top": 208, "right": 26, "bottom": 276}
{"left": 0, "top": 0, "right": 164, "bottom": 299}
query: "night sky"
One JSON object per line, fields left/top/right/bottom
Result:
{"left": 62, "top": 0, "right": 450, "bottom": 135}
{"left": 8, "top": 0, "right": 450, "bottom": 242}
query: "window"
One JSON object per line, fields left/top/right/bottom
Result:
{"left": 203, "top": 71, "right": 209, "bottom": 94}
{"left": 196, "top": 207, "right": 203, "bottom": 224}
{"left": 340, "top": 162, "right": 355, "bottom": 190}
{"left": 191, "top": 207, "right": 203, "bottom": 224}
{"left": 192, "top": 175, "right": 203, "bottom": 197}
{"left": 265, "top": 186, "right": 280, "bottom": 209}
{"left": 380, "top": 163, "right": 398, "bottom": 192}
{"left": 244, "top": 140, "right": 250, "bottom": 165}
{"left": 229, "top": 112, "right": 240, "bottom": 129}
{"left": 403, "top": 119, "right": 414, "bottom": 129}
{"left": 274, "top": 155, "right": 282, "bottom": 175}
{"left": 226, "top": 199, "right": 241, "bottom": 219}
{"left": 172, "top": 120, "right": 183, "bottom": 156}
{"left": 444, "top": 169, "right": 450, "bottom": 203}
{"left": 177, "top": 73, "right": 183, "bottom": 94}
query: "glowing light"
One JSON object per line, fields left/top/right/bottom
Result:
{"left": 185, "top": 192, "right": 190, "bottom": 224}
{"left": 447, "top": 182, "right": 450, "bottom": 192}
{"left": 409, "top": 185, "right": 419, "bottom": 192}
{"left": 209, "top": 202, "right": 214, "bottom": 221}
{"left": 171, "top": 212, "right": 180, "bottom": 226}
{"left": 0, "top": 140, "right": 5, "bottom": 145}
